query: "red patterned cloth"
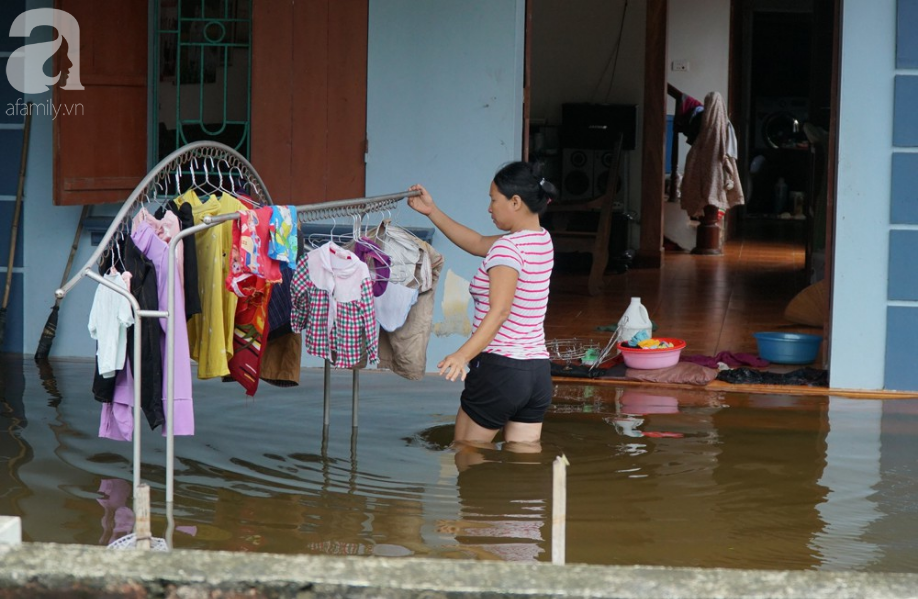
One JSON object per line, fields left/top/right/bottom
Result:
{"left": 226, "top": 277, "right": 273, "bottom": 396}
{"left": 227, "top": 207, "right": 282, "bottom": 297}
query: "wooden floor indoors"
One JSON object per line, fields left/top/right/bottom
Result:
{"left": 545, "top": 215, "right": 821, "bottom": 367}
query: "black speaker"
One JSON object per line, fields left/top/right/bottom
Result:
{"left": 593, "top": 148, "right": 616, "bottom": 196}
{"left": 561, "top": 103, "right": 637, "bottom": 150}
{"left": 561, "top": 148, "right": 594, "bottom": 201}
{"left": 594, "top": 149, "right": 627, "bottom": 210}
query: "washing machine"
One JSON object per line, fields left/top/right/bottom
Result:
{"left": 753, "top": 97, "right": 808, "bottom": 150}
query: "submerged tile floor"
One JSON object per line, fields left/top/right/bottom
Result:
{"left": 546, "top": 216, "right": 824, "bottom": 371}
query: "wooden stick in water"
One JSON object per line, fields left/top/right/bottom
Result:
{"left": 134, "top": 484, "right": 152, "bottom": 551}
{"left": 552, "top": 454, "right": 570, "bottom": 565}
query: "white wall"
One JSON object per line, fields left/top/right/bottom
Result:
{"left": 829, "top": 0, "right": 893, "bottom": 389}
{"left": 810, "top": 398, "right": 883, "bottom": 569}
{"left": 528, "top": 0, "right": 731, "bottom": 228}
{"left": 364, "top": 0, "right": 526, "bottom": 373}
{"left": 666, "top": 0, "right": 732, "bottom": 175}
{"left": 529, "top": 0, "right": 645, "bottom": 125}
{"left": 529, "top": 0, "right": 645, "bottom": 216}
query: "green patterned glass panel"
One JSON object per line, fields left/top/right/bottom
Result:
{"left": 153, "top": 0, "right": 252, "bottom": 161}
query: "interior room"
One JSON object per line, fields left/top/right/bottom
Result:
{"left": 529, "top": 0, "right": 836, "bottom": 353}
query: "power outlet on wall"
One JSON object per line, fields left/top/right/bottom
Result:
{"left": 671, "top": 59, "right": 690, "bottom": 72}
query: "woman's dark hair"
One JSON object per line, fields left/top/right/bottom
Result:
{"left": 492, "top": 161, "right": 558, "bottom": 216}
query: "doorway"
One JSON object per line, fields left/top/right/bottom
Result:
{"left": 733, "top": 0, "right": 836, "bottom": 287}
{"left": 528, "top": 0, "right": 839, "bottom": 353}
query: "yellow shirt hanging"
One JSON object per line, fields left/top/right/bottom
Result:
{"left": 176, "top": 190, "right": 246, "bottom": 379}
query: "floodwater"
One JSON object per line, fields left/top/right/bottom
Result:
{"left": 2, "top": 355, "right": 918, "bottom": 571}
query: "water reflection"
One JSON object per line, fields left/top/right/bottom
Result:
{"left": 606, "top": 391, "right": 684, "bottom": 438}
{"left": 2, "top": 356, "right": 918, "bottom": 572}
{"left": 706, "top": 394, "right": 829, "bottom": 569}
{"left": 35, "top": 358, "right": 63, "bottom": 406}
{"left": 0, "top": 356, "right": 30, "bottom": 516}
{"left": 438, "top": 441, "right": 551, "bottom": 561}
{"left": 96, "top": 478, "right": 134, "bottom": 545}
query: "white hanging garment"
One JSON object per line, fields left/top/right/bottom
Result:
{"left": 374, "top": 282, "right": 419, "bottom": 332}
{"left": 88, "top": 271, "right": 135, "bottom": 378}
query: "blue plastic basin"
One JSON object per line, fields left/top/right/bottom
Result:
{"left": 753, "top": 332, "right": 822, "bottom": 364}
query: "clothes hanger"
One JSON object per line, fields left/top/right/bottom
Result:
{"left": 352, "top": 236, "right": 394, "bottom": 284}
{"left": 105, "top": 223, "right": 127, "bottom": 274}
{"left": 187, "top": 157, "right": 206, "bottom": 195}
{"left": 174, "top": 165, "right": 183, "bottom": 200}
{"left": 155, "top": 173, "right": 171, "bottom": 201}
{"left": 114, "top": 229, "right": 126, "bottom": 273}
{"left": 108, "top": 239, "right": 117, "bottom": 274}
{"left": 304, "top": 213, "right": 353, "bottom": 250}
{"left": 205, "top": 157, "right": 238, "bottom": 201}
{"left": 216, "top": 158, "right": 229, "bottom": 195}
{"left": 178, "top": 157, "right": 216, "bottom": 202}
{"left": 153, "top": 178, "right": 171, "bottom": 206}
{"left": 351, "top": 212, "right": 362, "bottom": 241}
{"left": 325, "top": 211, "right": 401, "bottom": 285}
{"left": 232, "top": 166, "right": 261, "bottom": 207}
{"left": 369, "top": 211, "right": 409, "bottom": 254}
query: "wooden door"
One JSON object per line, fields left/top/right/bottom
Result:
{"left": 522, "top": 0, "right": 532, "bottom": 162}
{"left": 637, "top": 0, "right": 667, "bottom": 268}
{"left": 54, "top": 0, "right": 148, "bottom": 206}
{"left": 251, "top": 0, "right": 368, "bottom": 204}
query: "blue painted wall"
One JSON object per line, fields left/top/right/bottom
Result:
{"left": 15, "top": 0, "right": 103, "bottom": 360}
{"left": 0, "top": 0, "right": 26, "bottom": 353}
{"left": 884, "top": 0, "right": 918, "bottom": 390}
{"left": 363, "top": 0, "right": 525, "bottom": 373}
{"left": 831, "top": 0, "right": 895, "bottom": 390}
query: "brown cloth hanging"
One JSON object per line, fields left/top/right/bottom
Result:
{"left": 681, "top": 91, "right": 745, "bottom": 218}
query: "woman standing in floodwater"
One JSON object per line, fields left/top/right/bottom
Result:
{"left": 408, "top": 162, "right": 556, "bottom": 445}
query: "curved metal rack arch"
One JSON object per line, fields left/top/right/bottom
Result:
{"left": 57, "top": 141, "right": 273, "bottom": 300}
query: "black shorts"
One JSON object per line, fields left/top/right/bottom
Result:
{"left": 460, "top": 352, "right": 552, "bottom": 430}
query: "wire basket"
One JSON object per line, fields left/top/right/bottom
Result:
{"left": 106, "top": 484, "right": 168, "bottom": 551}
{"left": 548, "top": 322, "right": 626, "bottom": 371}
{"left": 547, "top": 338, "right": 601, "bottom": 363}
{"left": 107, "top": 533, "right": 169, "bottom": 551}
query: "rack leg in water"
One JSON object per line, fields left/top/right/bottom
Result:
{"left": 323, "top": 359, "right": 331, "bottom": 427}
{"left": 552, "top": 454, "right": 570, "bottom": 565}
{"left": 165, "top": 501, "right": 175, "bottom": 550}
{"left": 352, "top": 368, "right": 360, "bottom": 428}
{"left": 134, "top": 484, "right": 152, "bottom": 551}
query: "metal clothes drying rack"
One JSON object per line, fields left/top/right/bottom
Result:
{"left": 55, "top": 141, "right": 420, "bottom": 545}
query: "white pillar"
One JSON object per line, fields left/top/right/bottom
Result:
{"left": 0, "top": 516, "right": 22, "bottom": 547}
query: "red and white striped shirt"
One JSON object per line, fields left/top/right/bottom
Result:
{"left": 470, "top": 228, "right": 553, "bottom": 360}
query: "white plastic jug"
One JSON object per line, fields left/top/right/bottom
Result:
{"left": 618, "top": 297, "right": 653, "bottom": 344}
